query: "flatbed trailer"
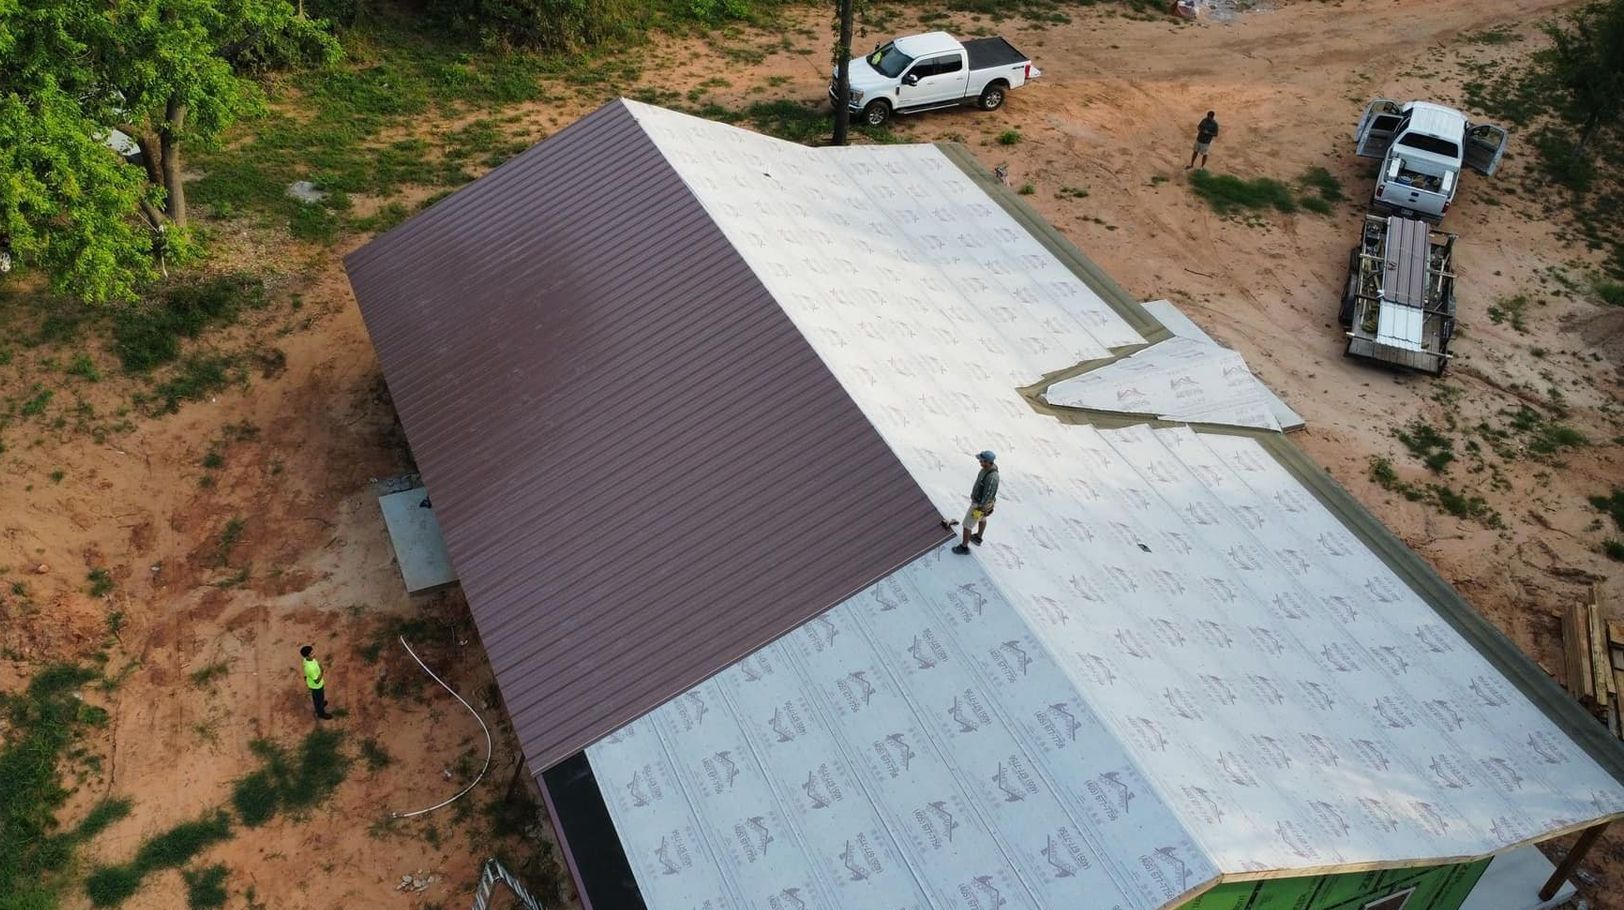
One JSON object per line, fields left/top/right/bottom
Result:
{"left": 1339, "top": 213, "right": 1458, "bottom": 376}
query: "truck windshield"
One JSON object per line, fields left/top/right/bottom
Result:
{"left": 867, "top": 42, "right": 914, "bottom": 78}
{"left": 1396, "top": 133, "right": 1460, "bottom": 158}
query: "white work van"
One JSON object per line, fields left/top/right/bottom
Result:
{"left": 830, "top": 31, "right": 1039, "bottom": 127}
{"left": 1354, "top": 99, "right": 1508, "bottom": 220}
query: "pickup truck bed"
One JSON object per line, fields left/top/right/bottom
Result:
{"left": 964, "top": 37, "right": 1025, "bottom": 70}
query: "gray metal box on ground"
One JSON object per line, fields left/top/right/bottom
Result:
{"left": 378, "top": 488, "right": 457, "bottom": 594}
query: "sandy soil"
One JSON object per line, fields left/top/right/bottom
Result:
{"left": 3, "top": 1, "right": 1621, "bottom": 908}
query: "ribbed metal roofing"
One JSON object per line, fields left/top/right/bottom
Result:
{"left": 345, "top": 101, "right": 948, "bottom": 772}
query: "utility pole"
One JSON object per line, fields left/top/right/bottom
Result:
{"left": 832, "top": 0, "right": 854, "bottom": 146}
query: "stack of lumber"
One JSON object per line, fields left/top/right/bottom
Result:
{"left": 1563, "top": 583, "right": 1624, "bottom": 737}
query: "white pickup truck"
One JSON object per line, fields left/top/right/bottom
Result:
{"left": 830, "top": 31, "right": 1039, "bottom": 127}
{"left": 1354, "top": 99, "right": 1509, "bottom": 220}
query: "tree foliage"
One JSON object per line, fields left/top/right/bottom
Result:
{"left": 0, "top": 0, "right": 339, "bottom": 303}
{"left": 1543, "top": 0, "right": 1624, "bottom": 153}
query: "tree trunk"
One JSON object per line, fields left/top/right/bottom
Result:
{"left": 1574, "top": 113, "right": 1599, "bottom": 157}
{"left": 832, "top": 0, "right": 854, "bottom": 146}
{"left": 160, "top": 98, "right": 188, "bottom": 227}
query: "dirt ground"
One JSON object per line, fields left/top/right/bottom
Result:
{"left": 3, "top": 1, "right": 1622, "bottom": 908}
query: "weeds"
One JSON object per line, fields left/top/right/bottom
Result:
{"left": 1605, "top": 539, "right": 1624, "bottom": 561}
{"left": 997, "top": 129, "right": 1022, "bottom": 146}
{"left": 85, "top": 810, "right": 233, "bottom": 906}
{"left": 87, "top": 568, "right": 115, "bottom": 597}
{"left": 1507, "top": 405, "right": 1587, "bottom": 455}
{"left": 1487, "top": 294, "right": 1531, "bottom": 332}
{"left": 67, "top": 354, "right": 103, "bottom": 382}
{"left": 189, "top": 661, "right": 232, "bottom": 689}
{"left": 1395, "top": 421, "right": 1455, "bottom": 473}
{"left": 183, "top": 864, "right": 230, "bottom": 910}
{"left": 231, "top": 729, "right": 351, "bottom": 827}
{"left": 1018, "top": 183, "right": 1036, "bottom": 195}
{"left": 0, "top": 666, "right": 115, "bottom": 907}
{"left": 360, "top": 737, "right": 394, "bottom": 771}
{"left": 1189, "top": 170, "right": 1296, "bottom": 214}
{"left": 142, "top": 354, "right": 248, "bottom": 416}
{"left": 216, "top": 518, "right": 246, "bottom": 567}
{"left": 1588, "top": 488, "right": 1624, "bottom": 530}
{"left": 112, "top": 275, "right": 267, "bottom": 373}
{"left": 1596, "top": 279, "right": 1624, "bottom": 307}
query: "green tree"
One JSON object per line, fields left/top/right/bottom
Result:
{"left": 1544, "top": 0, "right": 1624, "bottom": 155}
{"left": 0, "top": 0, "right": 339, "bottom": 303}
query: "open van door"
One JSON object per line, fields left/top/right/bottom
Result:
{"left": 1464, "top": 122, "right": 1509, "bottom": 175}
{"left": 1355, "top": 98, "right": 1402, "bottom": 158}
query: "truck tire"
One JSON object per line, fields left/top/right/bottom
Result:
{"left": 862, "top": 100, "right": 891, "bottom": 127}
{"left": 1338, "top": 247, "right": 1359, "bottom": 328}
{"left": 978, "top": 82, "right": 1008, "bottom": 111}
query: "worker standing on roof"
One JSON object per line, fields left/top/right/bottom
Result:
{"left": 953, "top": 451, "right": 999, "bottom": 555}
{"left": 301, "top": 645, "right": 334, "bottom": 720}
{"left": 1187, "top": 110, "right": 1220, "bottom": 170}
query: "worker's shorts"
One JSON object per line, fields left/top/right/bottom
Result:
{"left": 1193, "top": 139, "right": 1213, "bottom": 155}
{"left": 964, "top": 504, "right": 995, "bottom": 526}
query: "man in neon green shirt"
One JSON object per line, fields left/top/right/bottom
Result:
{"left": 300, "top": 645, "right": 334, "bottom": 720}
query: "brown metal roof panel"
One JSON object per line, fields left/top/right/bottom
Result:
{"left": 345, "top": 100, "right": 947, "bottom": 772}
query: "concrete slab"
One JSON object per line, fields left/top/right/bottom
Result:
{"left": 378, "top": 487, "right": 457, "bottom": 593}
{"left": 1460, "top": 845, "right": 1576, "bottom": 910}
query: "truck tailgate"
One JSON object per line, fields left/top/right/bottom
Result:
{"left": 964, "top": 36, "right": 1026, "bottom": 70}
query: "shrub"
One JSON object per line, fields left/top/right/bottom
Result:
{"left": 997, "top": 129, "right": 1021, "bottom": 146}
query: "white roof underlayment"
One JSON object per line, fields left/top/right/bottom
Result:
{"left": 1044, "top": 336, "right": 1288, "bottom": 431}
{"left": 584, "top": 102, "right": 1624, "bottom": 910}
{"left": 1132, "top": 300, "right": 1304, "bottom": 430}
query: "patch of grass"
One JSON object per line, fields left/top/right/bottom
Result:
{"left": 1395, "top": 421, "right": 1455, "bottom": 473}
{"left": 183, "top": 864, "right": 230, "bottom": 910}
{"left": 142, "top": 354, "right": 248, "bottom": 416}
{"left": 189, "top": 661, "right": 232, "bottom": 689}
{"left": 201, "top": 447, "right": 225, "bottom": 470}
{"left": 1589, "top": 488, "right": 1624, "bottom": 531}
{"left": 20, "top": 386, "right": 53, "bottom": 416}
{"left": 0, "top": 666, "right": 115, "bottom": 906}
{"left": 1188, "top": 169, "right": 1297, "bottom": 215}
{"left": 1297, "top": 166, "right": 1344, "bottom": 202}
{"left": 1018, "top": 182, "right": 1035, "bottom": 195}
{"left": 86, "top": 811, "right": 233, "bottom": 906}
{"left": 1507, "top": 405, "right": 1588, "bottom": 456}
{"left": 216, "top": 518, "right": 246, "bottom": 567}
{"left": 1487, "top": 294, "right": 1531, "bottom": 332}
{"left": 352, "top": 201, "right": 413, "bottom": 234}
{"left": 1596, "top": 279, "right": 1624, "bottom": 307}
{"left": 1604, "top": 539, "right": 1624, "bottom": 561}
{"left": 231, "top": 729, "right": 351, "bottom": 827}
{"left": 997, "top": 129, "right": 1022, "bottom": 146}
{"left": 1461, "top": 24, "right": 1521, "bottom": 45}
{"left": 360, "top": 737, "right": 394, "bottom": 771}
{"left": 1055, "top": 185, "right": 1089, "bottom": 199}
{"left": 1430, "top": 484, "right": 1501, "bottom": 525}
{"left": 67, "top": 353, "right": 103, "bottom": 382}
{"left": 112, "top": 275, "right": 266, "bottom": 373}
{"left": 1369, "top": 456, "right": 1427, "bottom": 502}
{"left": 87, "top": 568, "right": 115, "bottom": 597}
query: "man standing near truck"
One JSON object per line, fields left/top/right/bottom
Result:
{"left": 1187, "top": 110, "right": 1220, "bottom": 170}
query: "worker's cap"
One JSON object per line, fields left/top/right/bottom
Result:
{"left": 976, "top": 450, "right": 997, "bottom": 462}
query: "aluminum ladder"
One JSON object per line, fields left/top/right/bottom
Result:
{"left": 471, "top": 857, "right": 544, "bottom": 910}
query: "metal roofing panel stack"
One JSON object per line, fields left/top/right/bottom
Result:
{"left": 344, "top": 102, "right": 947, "bottom": 773}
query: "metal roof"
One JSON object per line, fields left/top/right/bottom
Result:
{"left": 579, "top": 102, "right": 1624, "bottom": 909}
{"left": 344, "top": 101, "right": 947, "bottom": 772}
